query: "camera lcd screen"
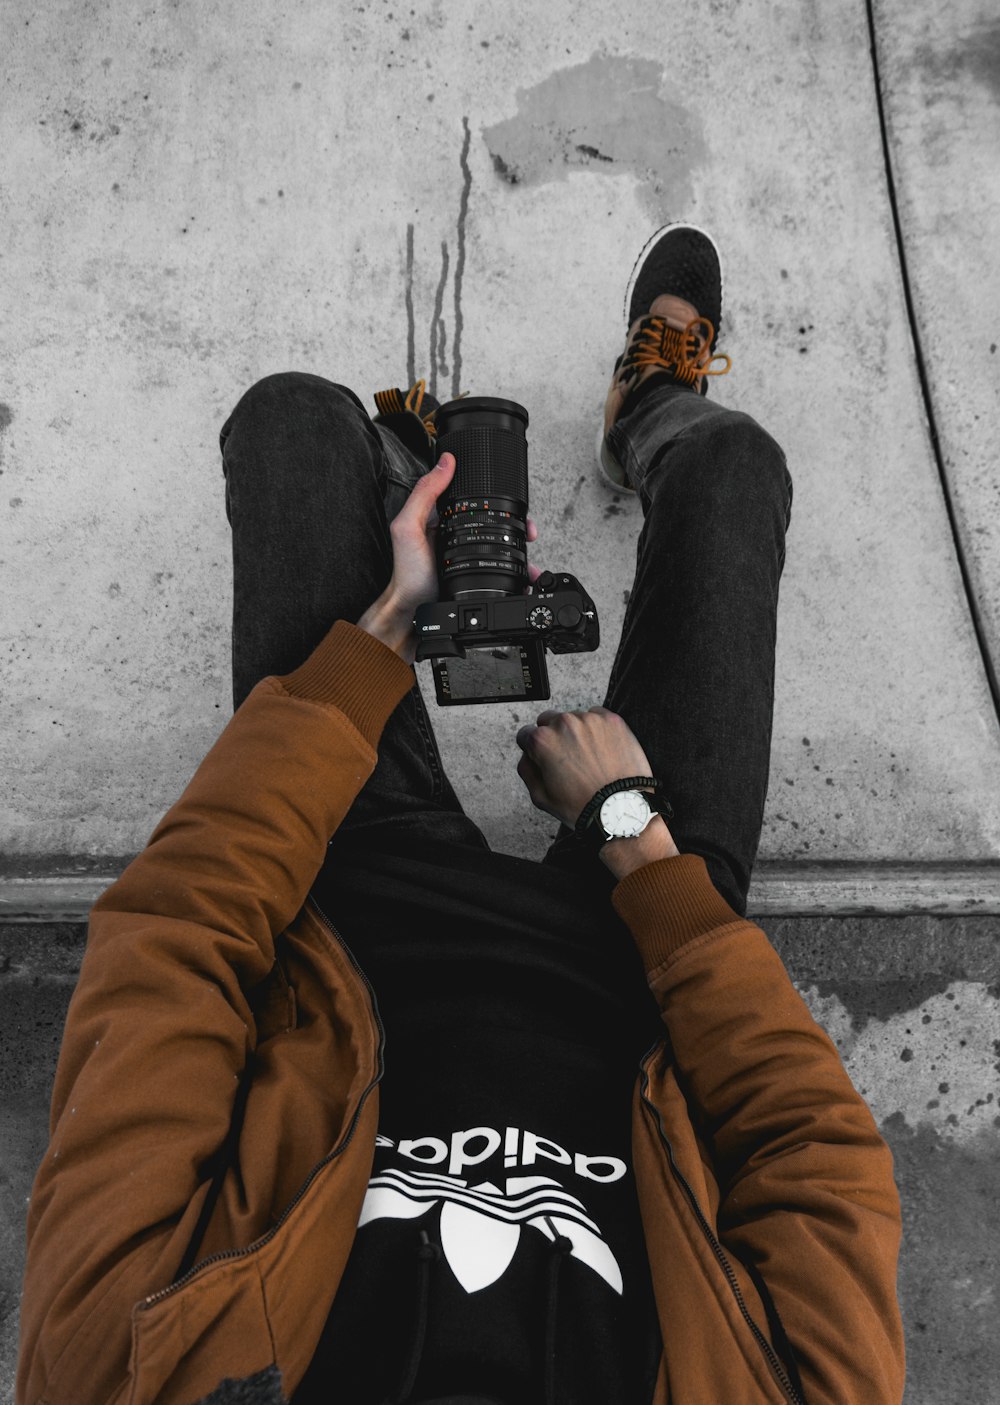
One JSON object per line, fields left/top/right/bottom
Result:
{"left": 431, "top": 643, "right": 549, "bottom": 704}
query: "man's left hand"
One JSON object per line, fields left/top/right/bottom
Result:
{"left": 374, "top": 451, "right": 541, "bottom": 657}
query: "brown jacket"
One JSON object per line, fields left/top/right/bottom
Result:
{"left": 16, "top": 620, "right": 905, "bottom": 1405}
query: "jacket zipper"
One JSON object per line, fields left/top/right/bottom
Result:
{"left": 638, "top": 1041, "right": 805, "bottom": 1405}
{"left": 140, "top": 895, "right": 385, "bottom": 1312}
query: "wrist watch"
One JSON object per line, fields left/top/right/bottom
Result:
{"left": 574, "top": 777, "right": 674, "bottom": 855}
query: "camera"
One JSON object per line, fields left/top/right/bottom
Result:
{"left": 413, "top": 396, "right": 600, "bottom": 705}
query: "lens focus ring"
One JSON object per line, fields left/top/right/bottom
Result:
{"left": 434, "top": 426, "right": 527, "bottom": 504}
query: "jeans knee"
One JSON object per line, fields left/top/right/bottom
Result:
{"left": 236, "top": 371, "right": 365, "bottom": 420}
{"left": 696, "top": 413, "right": 791, "bottom": 514}
{"left": 219, "top": 373, "right": 373, "bottom": 468}
{"left": 702, "top": 410, "right": 784, "bottom": 463}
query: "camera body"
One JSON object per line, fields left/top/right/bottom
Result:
{"left": 414, "top": 569, "right": 599, "bottom": 704}
{"left": 412, "top": 395, "right": 601, "bottom": 705}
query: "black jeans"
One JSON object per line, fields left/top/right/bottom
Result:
{"left": 219, "top": 371, "right": 792, "bottom": 918}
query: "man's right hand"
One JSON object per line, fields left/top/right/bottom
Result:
{"left": 514, "top": 706, "right": 671, "bottom": 834}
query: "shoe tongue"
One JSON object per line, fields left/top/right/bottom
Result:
{"left": 635, "top": 311, "right": 701, "bottom": 340}
{"left": 649, "top": 294, "right": 700, "bottom": 325}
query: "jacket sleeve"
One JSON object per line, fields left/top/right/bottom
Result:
{"left": 16, "top": 621, "right": 417, "bottom": 1405}
{"left": 612, "top": 853, "right": 905, "bottom": 1405}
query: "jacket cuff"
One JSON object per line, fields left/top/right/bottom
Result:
{"left": 273, "top": 619, "right": 417, "bottom": 754}
{"left": 611, "top": 852, "right": 750, "bottom": 972}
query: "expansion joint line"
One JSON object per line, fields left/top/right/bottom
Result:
{"left": 864, "top": 0, "right": 1000, "bottom": 727}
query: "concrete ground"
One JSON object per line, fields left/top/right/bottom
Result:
{"left": 2, "top": 0, "right": 999, "bottom": 1400}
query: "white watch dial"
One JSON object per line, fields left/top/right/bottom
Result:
{"left": 600, "top": 791, "right": 651, "bottom": 838}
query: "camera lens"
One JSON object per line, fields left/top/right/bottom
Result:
{"left": 432, "top": 396, "right": 529, "bottom": 599}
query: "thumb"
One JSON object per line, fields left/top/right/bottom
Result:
{"left": 433, "top": 451, "right": 456, "bottom": 479}
{"left": 423, "top": 453, "right": 456, "bottom": 516}
{"left": 403, "top": 452, "right": 454, "bottom": 533}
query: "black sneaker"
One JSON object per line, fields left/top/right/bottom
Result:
{"left": 624, "top": 221, "right": 725, "bottom": 353}
{"left": 597, "top": 223, "right": 732, "bottom": 492}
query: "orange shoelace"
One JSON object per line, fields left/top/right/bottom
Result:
{"left": 620, "top": 315, "right": 732, "bottom": 390}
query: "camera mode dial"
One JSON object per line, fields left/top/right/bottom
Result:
{"left": 528, "top": 605, "right": 555, "bottom": 631}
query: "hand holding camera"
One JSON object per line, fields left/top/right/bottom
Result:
{"left": 411, "top": 396, "right": 600, "bottom": 704}
{"left": 371, "top": 450, "right": 543, "bottom": 665}
{"left": 365, "top": 455, "right": 542, "bottom": 663}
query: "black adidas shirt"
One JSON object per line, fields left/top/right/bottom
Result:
{"left": 294, "top": 828, "right": 665, "bottom": 1405}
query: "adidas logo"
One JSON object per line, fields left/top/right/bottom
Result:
{"left": 360, "top": 1166, "right": 624, "bottom": 1295}
{"left": 375, "top": 1123, "right": 627, "bottom": 1182}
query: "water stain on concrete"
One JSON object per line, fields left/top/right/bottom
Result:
{"left": 481, "top": 53, "right": 706, "bottom": 221}
{"left": 0, "top": 403, "right": 12, "bottom": 470}
{"left": 124, "top": 305, "right": 219, "bottom": 362}
{"left": 910, "top": 17, "right": 1000, "bottom": 104}
{"left": 405, "top": 223, "right": 417, "bottom": 392}
{"left": 809, "top": 973, "right": 955, "bottom": 1024}
{"left": 964, "top": 16, "right": 1000, "bottom": 101}
{"left": 404, "top": 116, "right": 473, "bottom": 402}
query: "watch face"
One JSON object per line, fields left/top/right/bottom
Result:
{"left": 600, "top": 790, "right": 651, "bottom": 838}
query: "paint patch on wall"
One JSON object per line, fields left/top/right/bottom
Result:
{"left": 482, "top": 54, "right": 705, "bottom": 222}
{"left": 798, "top": 978, "right": 999, "bottom": 1144}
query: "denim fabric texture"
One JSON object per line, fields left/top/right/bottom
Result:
{"left": 219, "top": 371, "right": 792, "bottom": 918}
